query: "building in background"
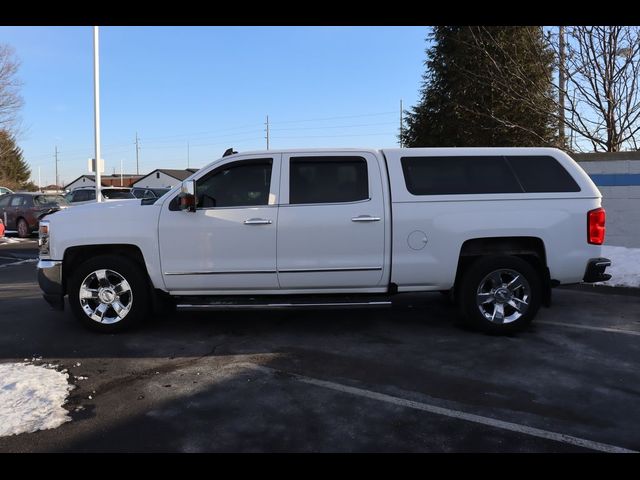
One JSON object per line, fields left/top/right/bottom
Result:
{"left": 132, "top": 169, "right": 197, "bottom": 189}
{"left": 571, "top": 151, "right": 640, "bottom": 248}
{"left": 64, "top": 174, "right": 144, "bottom": 191}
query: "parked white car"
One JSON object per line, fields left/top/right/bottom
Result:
{"left": 0, "top": 186, "right": 14, "bottom": 196}
{"left": 37, "top": 147, "right": 610, "bottom": 334}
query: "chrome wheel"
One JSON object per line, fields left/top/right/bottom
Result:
{"left": 79, "top": 269, "right": 133, "bottom": 324}
{"left": 476, "top": 269, "right": 530, "bottom": 324}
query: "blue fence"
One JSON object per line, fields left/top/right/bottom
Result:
{"left": 589, "top": 174, "right": 640, "bottom": 187}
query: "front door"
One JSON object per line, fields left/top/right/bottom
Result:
{"left": 276, "top": 152, "right": 386, "bottom": 289}
{"left": 158, "top": 154, "right": 281, "bottom": 293}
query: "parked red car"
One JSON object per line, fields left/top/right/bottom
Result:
{"left": 0, "top": 217, "right": 5, "bottom": 238}
{"left": 0, "top": 192, "right": 68, "bottom": 238}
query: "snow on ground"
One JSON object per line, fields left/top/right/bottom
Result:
{"left": 601, "top": 245, "right": 640, "bottom": 288}
{"left": 0, "top": 362, "right": 75, "bottom": 437}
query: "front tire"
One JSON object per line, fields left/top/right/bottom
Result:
{"left": 68, "top": 255, "right": 150, "bottom": 333}
{"left": 459, "top": 255, "right": 541, "bottom": 334}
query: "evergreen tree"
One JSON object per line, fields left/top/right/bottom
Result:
{"left": 402, "top": 26, "right": 557, "bottom": 148}
{"left": 0, "top": 129, "right": 31, "bottom": 189}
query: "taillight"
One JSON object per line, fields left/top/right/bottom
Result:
{"left": 588, "top": 208, "right": 606, "bottom": 245}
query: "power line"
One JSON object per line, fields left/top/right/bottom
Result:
{"left": 270, "top": 121, "right": 397, "bottom": 132}
{"left": 271, "top": 132, "right": 396, "bottom": 139}
{"left": 271, "top": 111, "right": 397, "bottom": 125}
{"left": 140, "top": 129, "right": 264, "bottom": 146}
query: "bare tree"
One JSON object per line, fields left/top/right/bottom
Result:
{"left": 562, "top": 26, "right": 640, "bottom": 152}
{"left": 460, "top": 26, "right": 640, "bottom": 152}
{"left": 0, "top": 44, "right": 23, "bottom": 133}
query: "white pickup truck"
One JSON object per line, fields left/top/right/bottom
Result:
{"left": 37, "top": 147, "right": 611, "bottom": 334}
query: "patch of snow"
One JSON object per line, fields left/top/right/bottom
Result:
{"left": 0, "top": 362, "right": 75, "bottom": 437}
{"left": 601, "top": 245, "right": 640, "bottom": 288}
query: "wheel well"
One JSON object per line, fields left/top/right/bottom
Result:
{"left": 454, "top": 237, "right": 551, "bottom": 306}
{"left": 62, "top": 244, "right": 149, "bottom": 292}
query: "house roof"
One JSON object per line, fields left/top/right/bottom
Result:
{"left": 134, "top": 169, "right": 195, "bottom": 182}
{"left": 570, "top": 151, "right": 640, "bottom": 162}
{"left": 64, "top": 174, "right": 143, "bottom": 190}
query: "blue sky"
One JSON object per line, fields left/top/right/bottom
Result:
{"left": 0, "top": 26, "right": 428, "bottom": 187}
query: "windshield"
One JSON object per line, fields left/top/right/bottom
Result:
{"left": 35, "top": 195, "right": 69, "bottom": 206}
{"left": 103, "top": 190, "right": 134, "bottom": 199}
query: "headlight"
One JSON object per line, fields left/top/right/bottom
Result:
{"left": 38, "top": 220, "right": 50, "bottom": 256}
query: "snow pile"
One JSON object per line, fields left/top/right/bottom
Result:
{"left": 0, "top": 362, "right": 75, "bottom": 437}
{"left": 601, "top": 245, "right": 640, "bottom": 288}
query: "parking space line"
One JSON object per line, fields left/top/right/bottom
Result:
{"left": 539, "top": 320, "right": 640, "bottom": 337}
{"left": 238, "top": 363, "right": 636, "bottom": 453}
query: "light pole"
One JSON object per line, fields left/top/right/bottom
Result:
{"left": 93, "top": 26, "right": 103, "bottom": 202}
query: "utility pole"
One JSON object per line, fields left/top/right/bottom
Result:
{"left": 38, "top": 166, "right": 41, "bottom": 192}
{"left": 54, "top": 146, "right": 59, "bottom": 189}
{"left": 187, "top": 141, "right": 190, "bottom": 168}
{"left": 558, "top": 26, "right": 566, "bottom": 149}
{"left": 93, "top": 26, "right": 103, "bottom": 202}
{"left": 120, "top": 159, "right": 123, "bottom": 186}
{"left": 265, "top": 115, "right": 270, "bottom": 150}
{"left": 135, "top": 132, "right": 140, "bottom": 175}
{"left": 400, "top": 99, "right": 404, "bottom": 148}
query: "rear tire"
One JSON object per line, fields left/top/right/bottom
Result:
{"left": 458, "top": 255, "right": 541, "bottom": 334}
{"left": 68, "top": 254, "right": 150, "bottom": 333}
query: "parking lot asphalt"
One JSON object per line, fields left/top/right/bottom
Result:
{"left": 1, "top": 241, "right": 640, "bottom": 452}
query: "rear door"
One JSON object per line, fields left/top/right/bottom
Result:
{"left": 7, "top": 195, "right": 26, "bottom": 229}
{"left": 0, "top": 194, "right": 12, "bottom": 228}
{"left": 276, "top": 152, "right": 386, "bottom": 289}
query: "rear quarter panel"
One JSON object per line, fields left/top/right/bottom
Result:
{"left": 382, "top": 148, "right": 604, "bottom": 290}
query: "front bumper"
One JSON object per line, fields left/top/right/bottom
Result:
{"left": 583, "top": 257, "right": 612, "bottom": 283}
{"left": 37, "top": 259, "right": 64, "bottom": 310}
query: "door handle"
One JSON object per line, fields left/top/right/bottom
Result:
{"left": 244, "top": 218, "right": 272, "bottom": 225}
{"left": 351, "top": 215, "right": 381, "bottom": 222}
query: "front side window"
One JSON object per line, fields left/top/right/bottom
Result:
{"left": 0, "top": 195, "right": 11, "bottom": 207}
{"left": 289, "top": 156, "right": 369, "bottom": 205}
{"left": 196, "top": 159, "right": 273, "bottom": 208}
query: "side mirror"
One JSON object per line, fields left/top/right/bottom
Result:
{"left": 179, "top": 180, "right": 196, "bottom": 212}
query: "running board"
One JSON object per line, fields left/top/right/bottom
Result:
{"left": 174, "top": 295, "right": 393, "bottom": 311}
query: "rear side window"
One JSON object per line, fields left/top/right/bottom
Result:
{"left": 401, "top": 155, "right": 581, "bottom": 195}
{"left": 401, "top": 156, "right": 522, "bottom": 195}
{"left": 506, "top": 156, "right": 581, "bottom": 192}
{"left": 290, "top": 156, "right": 369, "bottom": 204}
